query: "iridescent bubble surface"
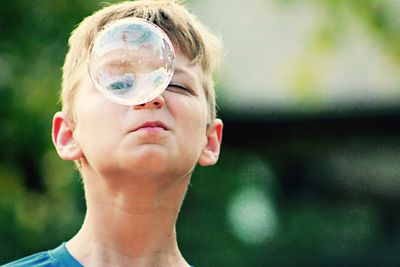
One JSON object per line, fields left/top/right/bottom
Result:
{"left": 88, "top": 17, "right": 175, "bottom": 105}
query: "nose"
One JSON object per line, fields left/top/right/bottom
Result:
{"left": 133, "top": 94, "right": 165, "bottom": 110}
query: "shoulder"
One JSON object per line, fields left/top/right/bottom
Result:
{"left": 1, "top": 243, "right": 82, "bottom": 267}
{"left": 1, "top": 251, "right": 55, "bottom": 267}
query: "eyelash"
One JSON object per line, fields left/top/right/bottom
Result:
{"left": 167, "top": 82, "right": 194, "bottom": 95}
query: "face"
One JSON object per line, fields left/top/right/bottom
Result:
{"left": 53, "top": 48, "right": 223, "bottom": 183}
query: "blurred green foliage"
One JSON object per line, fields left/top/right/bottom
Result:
{"left": 278, "top": 0, "right": 400, "bottom": 64}
{"left": 0, "top": 0, "right": 104, "bottom": 262}
{"left": 1, "top": 0, "right": 400, "bottom": 266}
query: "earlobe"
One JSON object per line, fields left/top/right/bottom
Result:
{"left": 52, "top": 111, "right": 83, "bottom": 161}
{"left": 198, "top": 119, "right": 223, "bottom": 166}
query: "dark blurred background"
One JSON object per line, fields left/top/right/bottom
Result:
{"left": 1, "top": 0, "right": 400, "bottom": 266}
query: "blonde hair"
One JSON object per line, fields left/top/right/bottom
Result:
{"left": 61, "top": 0, "right": 223, "bottom": 121}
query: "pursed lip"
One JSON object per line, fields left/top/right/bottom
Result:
{"left": 131, "top": 121, "right": 169, "bottom": 132}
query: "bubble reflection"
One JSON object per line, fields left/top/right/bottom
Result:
{"left": 88, "top": 17, "right": 175, "bottom": 105}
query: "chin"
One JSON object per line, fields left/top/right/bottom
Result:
{"left": 118, "top": 148, "right": 168, "bottom": 171}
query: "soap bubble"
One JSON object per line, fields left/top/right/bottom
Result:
{"left": 87, "top": 17, "right": 175, "bottom": 105}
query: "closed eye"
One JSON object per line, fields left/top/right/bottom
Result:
{"left": 166, "top": 82, "right": 195, "bottom": 95}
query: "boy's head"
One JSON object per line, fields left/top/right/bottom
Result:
{"left": 61, "top": 0, "right": 223, "bottom": 122}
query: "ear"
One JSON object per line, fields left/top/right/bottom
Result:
{"left": 198, "top": 119, "right": 223, "bottom": 166}
{"left": 52, "top": 111, "right": 83, "bottom": 161}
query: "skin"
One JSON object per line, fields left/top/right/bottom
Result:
{"left": 52, "top": 48, "right": 223, "bottom": 267}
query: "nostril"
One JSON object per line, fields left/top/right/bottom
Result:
{"left": 153, "top": 101, "right": 164, "bottom": 109}
{"left": 133, "top": 103, "right": 145, "bottom": 110}
{"left": 133, "top": 96, "right": 164, "bottom": 110}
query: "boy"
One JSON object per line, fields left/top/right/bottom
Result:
{"left": 3, "top": 0, "right": 223, "bottom": 266}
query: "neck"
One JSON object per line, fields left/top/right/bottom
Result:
{"left": 67, "top": 168, "right": 191, "bottom": 267}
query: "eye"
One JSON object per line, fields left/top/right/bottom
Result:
{"left": 104, "top": 73, "right": 135, "bottom": 95}
{"left": 166, "top": 82, "right": 194, "bottom": 95}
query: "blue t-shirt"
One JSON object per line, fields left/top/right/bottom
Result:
{"left": 1, "top": 243, "right": 82, "bottom": 267}
{"left": 2, "top": 244, "right": 194, "bottom": 267}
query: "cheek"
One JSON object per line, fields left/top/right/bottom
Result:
{"left": 168, "top": 96, "right": 209, "bottom": 150}
{"left": 169, "top": 95, "right": 208, "bottom": 128}
{"left": 74, "top": 98, "right": 125, "bottom": 157}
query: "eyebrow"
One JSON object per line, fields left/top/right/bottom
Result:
{"left": 173, "top": 67, "right": 198, "bottom": 86}
{"left": 173, "top": 68, "right": 189, "bottom": 76}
